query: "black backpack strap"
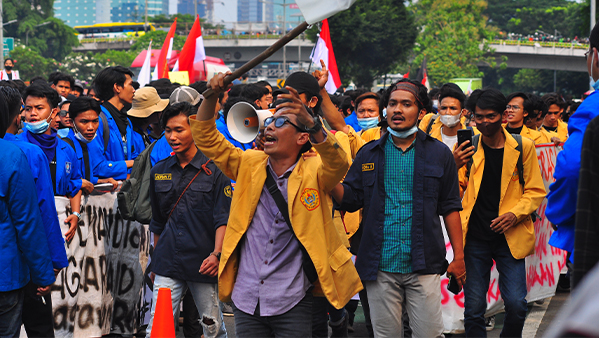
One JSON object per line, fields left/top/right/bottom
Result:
{"left": 61, "top": 136, "right": 75, "bottom": 150}
{"left": 466, "top": 133, "right": 480, "bottom": 181}
{"left": 512, "top": 134, "right": 525, "bottom": 189}
{"left": 99, "top": 111, "right": 110, "bottom": 152}
{"left": 265, "top": 167, "right": 318, "bottom": 283}
{"left": 426, "top": 114, "right": 439, "bottom": 134}
{"left": 80, "top": 142, "right": 91, "bottom": 181}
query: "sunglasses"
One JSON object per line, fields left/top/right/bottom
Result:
{"left": 58, "top": 109, "right": 69, "bottom": 117}
{"left": 264, "top": 116, "right": 306, "bottom": 132}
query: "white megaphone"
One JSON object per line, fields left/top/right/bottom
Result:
{"left": 227, "top": 102, "right": 274, "bottom": 143}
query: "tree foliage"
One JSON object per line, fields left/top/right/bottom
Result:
{"left": 309, "top": 0, "right": 418, "bottom": 87}
{"left": 410, "top": 0, "right": 499, "bottom": 87}
{"left": 3, "top": 0, "right": 79, "bottom": 61}
{"left": 130, "top": 30, "right": 187, "bottom": 54}
{"left": 9, "top": 46, "right": 59, "bottom": 81}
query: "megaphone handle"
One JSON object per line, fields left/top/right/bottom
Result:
{"left": 202, "top": 21, "right": 310, "bottom": 100}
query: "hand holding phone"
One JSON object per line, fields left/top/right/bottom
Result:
{"left": 447, "top": 275, "right": 462, "bottom": 294}
{"left": 454, "top": 129, "right": 476, "bottom": 169}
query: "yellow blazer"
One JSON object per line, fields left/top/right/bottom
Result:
{"left": 502, "top": 124, "right": 550, "bottom": 145}
{"left": 459, "top": 128, "right": 546, "bottom": 259}
{"left": 189, "top": 116, "right": 363, "bottom": 309}
{"left": 541, "top": 120, "right": 568, "bottom": 142}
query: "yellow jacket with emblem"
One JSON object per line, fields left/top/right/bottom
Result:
{"left": 189, "top": 116, "right": 363, "bottom": 309}
{"left": 459, "top": 128, "right": 546, "bottom": 259}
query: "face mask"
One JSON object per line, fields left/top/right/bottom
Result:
{"left": 73, "top": 125, "right": 97, "bottom": 144}
{"left": 57, "top": 128, "right": 70, "bottom": 138}
{"left": 440, "top": 113, "right": 461, "bottom": 128}
{"left": 476, "top": 119, "right": 502, "bottom": 137}
{"left": 387, "top": 125, "right": 418, "bottom": 139}
{"left": 357, "top": 116, "right": 379, "bottom": 130}
{"left": 24, "top": 119, "right": 51, "bottom": 134}
{"left": 382, "top": 108, "right": 387, "bottom": 118}
{"left": 4, "top": 66, "right": 12, "bottom": 71}
{"left": 218, "top": 109, "right": 224, "bottom": 117}
{"left": 432, "top": 100, "right": 439, "bottom": 110}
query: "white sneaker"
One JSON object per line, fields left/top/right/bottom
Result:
{"left": 485, "top": 316, "right": 495, "bottom": 331}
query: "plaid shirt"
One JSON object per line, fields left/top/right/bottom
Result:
{"left": 380, "top": 134, "right": 415, "bottom": 273}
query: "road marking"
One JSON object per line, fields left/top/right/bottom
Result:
{"left": 523, "top": 298, "right": 551, "bottom": 337}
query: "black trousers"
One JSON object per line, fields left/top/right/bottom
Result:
{"left": 22, "top": 281, "right": 54, "bottom": 338}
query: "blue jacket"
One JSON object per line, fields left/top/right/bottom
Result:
{"left": 344, "top": 112, "right": 362, "bottom": 133}
{"left": 17, "top": 130, "right": 82, "bottom": 198}
{"left": 0, "top": 140, "right": 55, "bottom": 291}
{"left": 339, "top": 130, "right": 462, "bottom": 280}
{"left": 92, "top": 105, "right": 142, "bottom": 180}
{"left": 4, "top": 134, "right": 68, "bottom": 270}
{"left": 547, "top": 90, "right": 599, "bottom": 254}
{"left": 65, "top": 129, "right": 102, "bottom": 185}
{"left": 150, "top": 134, "right": 173, "bottom": 167}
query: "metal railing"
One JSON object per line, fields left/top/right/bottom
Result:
{"left": 486, "top": 39, "right": 589, "bottom": 50}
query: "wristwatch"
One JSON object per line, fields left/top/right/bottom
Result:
{"left": 304, "top": 116, "right": 323, "bottom": 134}
{"left": 210, "top": 252, "right": 221, "bottom": 260}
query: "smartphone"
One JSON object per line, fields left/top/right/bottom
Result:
{"left": 447, "top": 275, "right": 462, "bottom": 294}
{"left": 457, "top": 129, "right": 473, "bottom": 150}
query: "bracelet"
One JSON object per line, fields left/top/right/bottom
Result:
{"left": 73, "top": 212, "right": 82, "bottom": 221}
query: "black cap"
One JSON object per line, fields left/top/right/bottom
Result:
{"left": 285, "top": 72, "right": 320, "bottom": 98}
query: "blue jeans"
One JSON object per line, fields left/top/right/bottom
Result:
{"left": 0, "top": 287, "right": 24, "bottom": 338}
{"left": 464, "top": 237, "right": 527, "bottom": 337}
{"left": 146, "top": 275, "right": 227, "bottom": 338}
{"left": 233, "top": 292, "right": 313, "bottom": 338}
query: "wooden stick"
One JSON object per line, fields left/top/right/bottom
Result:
{"left": 203, "top": 21, "right": 310, "bottom": 99}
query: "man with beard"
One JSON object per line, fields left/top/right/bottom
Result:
{"left": 331, "top": 79, "right": 466, "bottom": 338}
{"left": 459, "top": 88, "right": 545, "bottom": 337}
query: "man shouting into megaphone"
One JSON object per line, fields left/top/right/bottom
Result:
{"left": 189, "top": 72, "right": 362, "bottom": 337}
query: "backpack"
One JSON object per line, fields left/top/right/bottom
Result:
{"left": 466, "top": 133, "right": 538, "bottom": 222}
{"left": 117, "top": 141, "right": 157, "bottom": 223}
{"left": 425, "top": 114, "right": 439, "bottom": 134}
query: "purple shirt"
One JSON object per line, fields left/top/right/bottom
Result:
{"left": 231, "top": 160, "right": 310, "bottom": 316}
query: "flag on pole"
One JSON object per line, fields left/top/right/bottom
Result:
{"left": 172, "top": 15, "right": 206, "bottom": 82}
{"left": 153, "top": 18, "right": 177, "bottom": 80}
{"left": 403, "top": 72, "right": 410, "bottom": 78}
{"left": 310, "top": 19, "right": 342, "bottom": 94}
{"left": 416, "top": 57, "right": 430, "bottom": 90}
{"left": 295, "top": 0, "right": 357, "bottom": 24}
{"left": 138, "top": 40, "right": 153, "bottom": 87}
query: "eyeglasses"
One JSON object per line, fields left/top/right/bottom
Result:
{"left": 58, "top": 110, "right": 69, "bottom": 117}
{"left": 505, "top": 105, "right": 522, "bottom": 111}
{"left": 264, "top": 116, "right": 306, "bottom": 132}
{"left": 473, "top": 112, "right": 500, "bottom": 121}
{"left": 584, "top": 50, "right": 590, "bottom": 60}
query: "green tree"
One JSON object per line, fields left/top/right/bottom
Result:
{"left": 9, "top": 45, "right": 59, "bottom": 81}
{"left": 58, "top": 52, "right": 110, "bottom": 83}
{"left": 130, "top": 30, "right": 187, "bottom": 54}
{"left": 410, "top": 0, "right": 500, "bottom": 87}
{"left": 3, "top": 0, "right": 79, "bottom": 61}
{"left": 309, "top": 0, "right": 418, "bottom": 87}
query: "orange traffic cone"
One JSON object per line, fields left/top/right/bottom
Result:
{"left": 150, "top": 288, "right": 176, "bottom": 338}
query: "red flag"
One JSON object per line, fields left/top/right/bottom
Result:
{"left": 154, "top": 19, "right": 177, "bottom": 80}
{"left": 173, "top": 15, "right": 206, "bottom": 82}
{"left": 310, "top": 19, "right": 341, "bottom": 93}
{"left": 403, "top": 72, "right": 409, "bottom": 78}
{"left": 416, "top": 57, "right": 430, "bottom": 90}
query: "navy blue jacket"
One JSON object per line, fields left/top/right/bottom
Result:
{"left": 339, "top": 130, "right": 462, "bottom": 280}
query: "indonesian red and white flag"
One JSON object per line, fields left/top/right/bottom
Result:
{"left": 310, "top": 19, "right": 342, "bottom": 94}
{"left": 138, "top": 40, "right": 153, "bottom": 87}
{"left": 153, "top": 18, "right": 177, "bottom": 80}
{"left": 172, "top": 15, "right": 206, "bottom": 76}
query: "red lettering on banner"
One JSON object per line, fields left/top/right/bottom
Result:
{"left": 487, "top": 279, "right": 501, "bottom": 302}
{"left": 454, "top": 292, "right": 465, "bottom": 308}
{"left": 534, "top": 231, "right": 548, "bottom": 260}
{"left": 441, "top": 279, "right": 450, "bottom": 305}
{"left": 527, "top": 262, "right": 555, "bottom": 288}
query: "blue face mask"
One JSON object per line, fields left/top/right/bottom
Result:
{"left": 57, "top": 128, "right": 70, "bottom": 138}
{"left": 387, "top": 125, "right": 418, "bottom": 139}
{"left": 24, "top": 119, "right": 51, "bottom": 134}
{"left": 357, "top": 117, "right": 379, "bottom": 130}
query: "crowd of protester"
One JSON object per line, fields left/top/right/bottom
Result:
{"left": 0, "top": 23, "right": 597, "bottom": 338}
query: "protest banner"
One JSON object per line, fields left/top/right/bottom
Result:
{"left": 440, "top": 143, "right": 567, "bottom": 333}
{"left": 51, "top": 192, "right": 151, "bottom": 337}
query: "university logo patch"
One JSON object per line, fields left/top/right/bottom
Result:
{"left": 301, "top": 188, "right": 320, "bottom": 211}
{"left": 224, "top": 185, "right": 232, "bottom": 198}
{"left": 65, "top": 162, "right": 72, "bottom": 174}
{"left": 362, "top": 163, "right": 375, "bottom": 171}
{"left": 154, "top": 173, "right": 172, "bottom": 180}
{"left": 511, "top": 168, "right": 519, "bottom": 181}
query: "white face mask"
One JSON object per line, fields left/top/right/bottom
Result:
{"left": 440, "top": 113, "right": 461, "bottom": 128}
{"left": 73, "top": 124, "right": 97, "bottom": 144}
{"left": 432, "top": 100, "right": 439, "bottom": 110}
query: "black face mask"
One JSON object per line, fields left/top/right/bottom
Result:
{"left": 4, "top": 66, "right": 12, "bottom": 71}
{"left": 476, "top": 119, "right": 503, "bottom": 137}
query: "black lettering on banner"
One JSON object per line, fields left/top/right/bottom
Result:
{"left": 83, "top": 257, "right": 100, "bottom": 292}
{"left": 111, "top": 299, "right": 134, "bottom": 332}
{"left": 118, "top": 263, "right": 134, "bottom": 295}
{"left": 78, "top": 304, "right": 94, "bottom": 329}
{"left": 53, "top": 305, "right": 69, "bottom": 330}
{"left": 66, "top": 256, "right": 80, "bottom": 298}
